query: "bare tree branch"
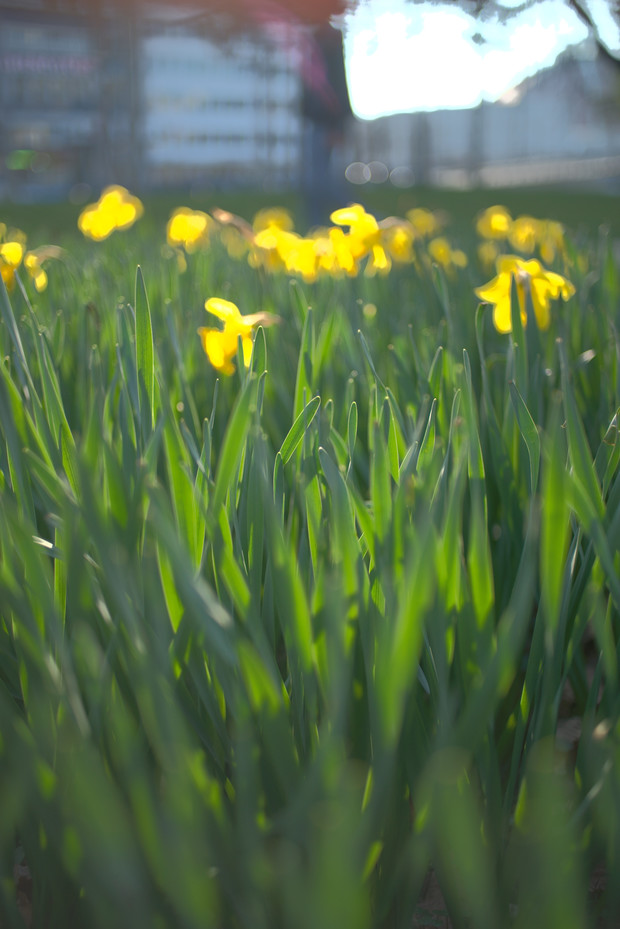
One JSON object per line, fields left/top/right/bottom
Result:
{"left": 402, "top": 0, "right": 620, "bottom": 61}
{"left": 566, "top": 0, "right": 620, "bottom": 59}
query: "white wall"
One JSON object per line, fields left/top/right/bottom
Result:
{"left": 350, "top": 49, "right": 620, "bottom": 187}
{"left": 140, "top": 21, "right": 302, "bottom": 184}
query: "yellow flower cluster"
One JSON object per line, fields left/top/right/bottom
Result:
{"left": 475, "top": 254, "right": 575, "bottom": 333}
{"left": 166, "top": 207, "right": 212, "bottom": 252}
{"left": 240, "top": 203, "right": 463, "bottom": 282}
{"left": 69, "top": 188, "right": 578, "bottom": 343}
{"left": 476, "top": 205, "right": 566, "bottom": 266}
{"left": 198, "top": 297, "right": 279, "bottom": 375}
{"left": 427, "top": 236, "right": 468, "bottom": 275}
{"left": 78, "top": 185, "right": 143, "bottom": 241}
{"left": 253, "top": 207, "right": 295, "bottom": 234}
{"left": 0, "top": 224, "right": 50, "bottom": 292}
{"left": 160, "top": 201, "right": 469, "bottom": 285}
{"left": 0, "top": 226, "right": 25, "bottom": 291}
{"left": 164, "top": 206, "right": 215, "bottom": 271}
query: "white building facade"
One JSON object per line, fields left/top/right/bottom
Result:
{"left": 351, "top": 44, "right": 620, "bottom": 190}
{"left": 141, "top": 8, "right": 303, "bottom": 188}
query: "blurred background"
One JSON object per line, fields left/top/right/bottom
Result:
{"left": 0, "top": 0, "right": 619, "bottom": 223}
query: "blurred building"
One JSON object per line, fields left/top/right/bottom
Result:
{"left": 141, "top": 6, "right": 302, "bottom": 189}
{"left": 0, "top": 0, "right": 139, "bottom": 201}
{"left": 0, "top": 0, "right": 303, "bottom": 201}
{"left": 351, "top": 42, "right": 620, "bottom": 191}
{"left": 4, "top": 2, "right": 619, "bottom": 201}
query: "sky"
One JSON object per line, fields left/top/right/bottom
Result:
{"left": 342, "top": 0, "right": 594, "bottom": 119}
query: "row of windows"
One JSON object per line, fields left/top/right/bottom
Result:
{"left": 0, "top": 74, "right": 99, "bottom": 107}
{"left": 2, "top": 87, "right": 298, "bottom": 115}
{"left": 142, "top": 56, "right": 293, "bottom": 77}
{"left": 6, "top": 123, "right": 95, "bottom": 148}
{"left": 144, "top": 84, "right": 297, "bottom": 105}
{"left": 147, "top": 164, "right": 300, "bottom": 184}
{"left": 1, "top": 25, "right": 90, "bottom": 56}
{"left": 146, "top": 132, "right": 301, "bottom": 145}
{"left": 144, "top": 95, "right": 298, "bottom": 111}
{"left": 147, "top": 152, "right": 300, "bottom": 168}
{"left": 0, "top": 53, "right": 97, "bottom": 76}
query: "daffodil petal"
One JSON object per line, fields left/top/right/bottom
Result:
{"left": 0, "top": 241, "right": 23, "bottom": 266}
{"left": 330, "top": 204, "right": 366, "bottom": 225}
{"left": 529, "top": 278, "right": 552, "bottom": 330}
{"left": 241, "top": 335, "right": 254, "bottom": 368}
{"left": 204, "top": 297, "right": 242, "bottom": 323}
{"left": 198, "top": 327, "right": 235, "bottom": 374}
{"left": 544, "top": 270, "right": 575, "bottom": 300}
{"left": 492, "top": 296, "right": 514, "bottom": 334}
{"left": 475, "top": 274, "right": 507, "bottom": 304}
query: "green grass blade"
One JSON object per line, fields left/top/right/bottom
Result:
{"left": 210, "top": 375, "right": 254, "bottom": 519}
{"left": 278, "top": 395, "right": 320, "bottom": 465}
{"left": 428, "top": 345, "right": 444, "bottom": 399}
{"left": 540, "top": 396, "right": 569, "bottom": 631}
{"left": 0, "top": 372, "right": 35, "bottom": 519}
{"left": 319, "top": 445, "right": 360, "bottom": 595}
{"left": 371, "top": 416, "right": 392, "bottom": 545}
{"left": 135, "top": 265, "right": 155, "bottom": 432}
{"left": 0, "top": 274, "right": 35, "bottom": 395}
{"left": 250, "top": 324, "right": 267, "bottom": 377}
{"left": 558, "top": 337, "right": 604, "bottom": 519}
{"left": 358, "top": 328, "right": 386, "bottom": 390}
{"left": 462, "top": 349, "right": 484, "bottom": 481}
{"left": 417, "top": 397, "right": 437, "bottom": 472}
{"left": 293, "top": 307, "right": 314, "bottom": 419}
{"left": 594, "top": 409, "right": 620, "bottom": 497}
{"left": 467, "top": 479, "right": 495, "bottom": 629}
{"left": 509, "top": 271, "right": 528, "bottom": 396}
{"left": 347, "top": 400, "right": 358, "bottom": 475}
{"left": 509, "top": 380, "right": 541, "bottom": 494}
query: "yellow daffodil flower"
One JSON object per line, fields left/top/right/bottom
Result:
{"left": 538, "top": 220, "right": 565, "bottom": 264}
{"left": 252, "top": 226, "right": 293, "bottom": 273}
{"left": 0, "top": 241, "right": 23, "bottom": 266}
{"left": 475, "top": 255, "right": 575, "bottom": 333}
{"left": 509, "top": 215, "right": 540, "bottom": 254}
{"left": 219, "top": 226, "right": 250, "bottom": 260}
{"left": 0, "top": 238, "right": 24, "bottom": 291}
{"left": 428, "top": 237, "right": 468, "bottom": 274}
{"left": 100, "top": 186, "right": 143, "bottom": 230}
{"left": 252, "top": 207, "right": 295, "bottom": 233}
{"left": 285, "top": 236, "right": 319, "bottom": 282}
{"left": 78, "top": 185, "right": 143, "bottom": 241}
{"left": 476, "top": 205, "right": 512, "bottom": 240}
{"left": 330, "top": 203, "right": 381, "bottom": 261}
{"left": 364, "top": 243, "right": 391, "bottom": 277}
{"left": 379, "top": 218, "right": 416, "bottom": 264}
{"left": 477, "top": 240, "right": 500, "bottom": 271}
{"left": 198, "top": 297, "right": 278, "bottom": 375}
{"left": 166, "top": 207, "right": 211, "bottom": 252}
{"left": 428, "top": 237, "right": 452, "bottom": 268}
{"left": 253, "top": 227, "right": 320, "bottom": 281}
{"left": 312, "top": 227, "right": 357, "bottom": 276}
{"left": 22, "top": 246, "right": 63, "bottom": 293}
{"left": 24, "top": 251, "right": 47, "bottom": 292}
{"left": 311, "top": 229, "right": 339, "bottom": 275}
{"left": 406, "top": 208, "right": 440, "bottom": 238}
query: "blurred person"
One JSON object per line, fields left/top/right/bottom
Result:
{"left": 300, "top": 21, "right": 353, "bottom": 229}
{"left": 208, "top": 0, "right": 352, "bottom": 224}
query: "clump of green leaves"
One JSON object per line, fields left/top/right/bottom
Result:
{"left": 0, "top": 205, "right": 619, "bottom": 929}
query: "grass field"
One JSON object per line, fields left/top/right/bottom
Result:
{"left": 2, "top": 180, "right": 620, "bottom": 241}
{"left": 1, "top": 186, "right": 620, "bottom": 928}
